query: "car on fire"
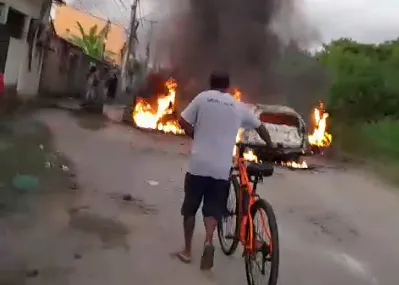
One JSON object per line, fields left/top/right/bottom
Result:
{"left": 240, "top": 104, "right": 308, "bottom": 162}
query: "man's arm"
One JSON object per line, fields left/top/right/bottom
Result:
{"left": 178, "top": 116, "right": 194, "bottom": 138}
{"left": 179, "top": 96, "right": 200, "bottom": 138}
{"left": 240, "top": 103, "right": 274, "bottom": 147}
{"left": 255, "top": 124, "right": 274, "bottom": 147}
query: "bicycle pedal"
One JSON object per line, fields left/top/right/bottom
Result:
{"left": 262, "top": 243, "right": 270, "bottom": 253}
{"left": 224, "top": 234, "right": 235, "bottom": 240}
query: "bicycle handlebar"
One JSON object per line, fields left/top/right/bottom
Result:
{"left": 235, "top": 142, "right": 283, "bottom": 150}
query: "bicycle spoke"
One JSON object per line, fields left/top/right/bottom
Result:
{"left": 218, "top": 178, "right": 239, "bottom": 255}
{"left": 248, "top": 207, "right": 272, "bottom": 285}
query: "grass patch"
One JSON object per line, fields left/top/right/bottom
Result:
{"left": 332, "top": 119, "right": 399, "bottom": 185}
{"left": 0, "top": 116, "right": 70, "bottom": 215}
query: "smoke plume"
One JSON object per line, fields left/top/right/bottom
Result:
{"left": 153, "top": 0, "right": 321, "bottom": 108}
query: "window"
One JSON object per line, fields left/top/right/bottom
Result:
{"left": 6, "top": 8, "right": 26, "bottom": 39}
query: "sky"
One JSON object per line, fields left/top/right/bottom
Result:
{"left": 304, "top": 0, "right": 399, "bottom": 44}
{"left": 63, "top": 0, "right": 399, "bottom": 47}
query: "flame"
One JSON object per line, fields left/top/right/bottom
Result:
{"left": 308, "top": 102, "right": 332, "bottom": 147}
{"left": 281, "top": 160, "right": 308, "bottom": 169}
{"left": 132, "top": 78, "right": 184, "bottom": 134}
{"left": 243, "top": 150, "right": 259, "bottom": 163}
{"left": 232, "top": 88, "right": 242, "bottom": 102}
{"left": 231, "top": 89, "right": 260, "bottom": 162}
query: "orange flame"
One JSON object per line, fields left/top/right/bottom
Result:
{"left": 308, "top": 102, "right": 332, "bottom": 147}
{"left": 281, "top": 160, "right": 308, "bottom": 169}
{"left": 132, "top": 78, "right": 184, "bottom": 134}
{"left": 232, "top": 88, "right": 242, "bottom": 102}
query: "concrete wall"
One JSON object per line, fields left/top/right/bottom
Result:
{"left": 39, "top": 37, "right": 111, "bottom": 98}
{"left": 39, "top": 39, "right": 68, "bottom": 95}
{"left": 16, "top": 38, "right": 43, "bottom": 97}
{"left": 0, "top": 3, "right": 9, "bottom": 24}
{"left": 1, "top": 0, "right": 51, "bottom": 97}
{"left": 4, "top": 0, "right": 42, "bottom": 19}
{"left": 4, "top": 37, "right": 25, "bottom": 88}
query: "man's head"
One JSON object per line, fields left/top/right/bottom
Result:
{"left": 209, "top": 71, "right": 230, "bottom": 92}
{"left": 89, "top": 66, "right": 97, "bottom": 74}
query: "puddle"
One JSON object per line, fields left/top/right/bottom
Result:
{"left": 68, "top": 110, "right": 107, "bottom": 131}
{"left": 68, "top": 208, "right": 129, "bottom": 248}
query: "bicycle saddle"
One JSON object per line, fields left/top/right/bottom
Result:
{"left": 246, "top": 163, "right": 274, "bottom": 177}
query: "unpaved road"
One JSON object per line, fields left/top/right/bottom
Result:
{"left": 3, "top": 108, "right": 399, "bottom": 285}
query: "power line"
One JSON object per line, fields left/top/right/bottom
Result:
{"left": 137, "top": 0, "right": 145, "bottom": 28}
{"left": 71, "top": 0, "right": 129, "bottom": 28}
{"left": 110, "top": 0, "right": 130, "bottom": 23}
{"left": 60, "top": 3, "right": 127, "bottom": 29}
{"left": 116, "top": 0, "right": 129, "bottom": 11}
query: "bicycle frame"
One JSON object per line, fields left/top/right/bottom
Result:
{"left": 234, "top": 153, "right": 273, "bottom": 255}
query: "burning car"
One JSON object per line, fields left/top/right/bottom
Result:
{"left": 238, "top": 104, "right": 308, "bottom": 163}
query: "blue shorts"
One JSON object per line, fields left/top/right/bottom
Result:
{"left": 181, "top": 172, "right": 230, "bottom": 220}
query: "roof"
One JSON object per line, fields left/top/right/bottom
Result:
{"left": 255, "top": 104, "right": 302, "bottom": 117}
{"left": 52, "top": 5, "right": 126, "bottom": 65}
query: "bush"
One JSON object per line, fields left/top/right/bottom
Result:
{"left": 317, "top": 38, "right": 399, "bottom": 122}
{"left": 334, "top": 119, "right": 399, "bottom": 159}
{"left": 332, "top": 119, "right": 399, "bottom": 184}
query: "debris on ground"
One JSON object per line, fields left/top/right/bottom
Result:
{"left": 147, "top": 180, "right": 159, "bottom": 186}
{"left": 122, "top": 194, "right": 133, "bottom": 201}
{"left": 69, "top": 183, "right": 78, "bottom": 190}
{"left": 12, "top": 174, "right": 39, "bottom": 193}
{"left": 25, "top": 269, "right": 39, "bottom": 278}
{"left": 61, "top": 165, "right": 70, "bottom": 172}
{"left": 73, "top": 253, "right": 82, "bottom": 260}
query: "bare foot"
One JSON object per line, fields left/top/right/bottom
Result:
{"left": 171, "top": 250, "right": 192, "bottom": 264}
{"left": 200, "top": 244, "right": 215, "bottom": 270}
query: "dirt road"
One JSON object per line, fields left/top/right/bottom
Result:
{"left": 3, "top": 108, "right": 399, "bottom": 285}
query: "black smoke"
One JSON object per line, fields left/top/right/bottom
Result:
{"left": 157, "top": 0, "right": 281, "bottom": 102}
{"left": 153, "top": 0, "right": 327, "bottom": 116}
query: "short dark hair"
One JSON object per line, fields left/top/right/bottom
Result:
{"left": 209, "top": 71, "right": 230, "bottom": 90}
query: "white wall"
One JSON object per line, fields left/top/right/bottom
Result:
{"left": 0, "top": 3, "right": 9, "bottom": 24}
{"left": 2, "top": 0, "right": 51, "bottom": 97}
{"left": 16, "top": 38, "right": 43, "bottom": 97}
{"left": 4, "top": 37, "right": 26, "bottom": 87}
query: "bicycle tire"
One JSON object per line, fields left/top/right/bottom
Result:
{"left": 245, "top": 198, "right": 279, "bottom": 285}
{"left": 217, "top": 175, "right": 240, "bottom": 255}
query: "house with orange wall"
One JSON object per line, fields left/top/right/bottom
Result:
{"left": 53, "top": 5, "right": 126, "bottom": 66}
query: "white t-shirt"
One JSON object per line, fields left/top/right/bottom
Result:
{"left": 181, "top": 90, "right": 261, "bottom": 180}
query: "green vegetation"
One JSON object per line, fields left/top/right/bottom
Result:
{"left": 69, "top": 21, "right": 115, "bottom": 61}
{"left": 0, "top": 115, "right": 70, "bottom": 216}
{"left": 317, "top": 38, "right": 399, "bottom": 180}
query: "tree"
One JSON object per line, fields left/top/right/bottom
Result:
{"left": 316, "top": 38, "right": 399, "bottom": 122}
{"left": 69, "top": 21, "right": 115, "bottom": 61}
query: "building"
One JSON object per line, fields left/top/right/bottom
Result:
{"left": 0, "top": 0, "right": 63, "bottom": 97}
{"left": 39, "top": 21, "right": 112, "bottom": 98}
{"left": 52, "top": 5, "right": 126, "bottom": 66}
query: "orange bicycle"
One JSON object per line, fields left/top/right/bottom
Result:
{"left": 217, "top": 143, "right": 279, "bottom": 285}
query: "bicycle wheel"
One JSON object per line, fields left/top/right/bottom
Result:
{"left": 217, "top": 175, "right": 240, "bottom": 255}
{"left": 245, "top": 199, "right": 279, "bottom": 285}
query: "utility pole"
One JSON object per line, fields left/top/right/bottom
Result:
{"left": 145, "top": 20, "right": 157, "bottom": 69}
{"left": 121, "top": 0, "right": 139, "bottom": 93}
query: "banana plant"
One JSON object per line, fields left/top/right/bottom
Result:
{"left": 69, "top": 21, "right": 115, "bottom": 60}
